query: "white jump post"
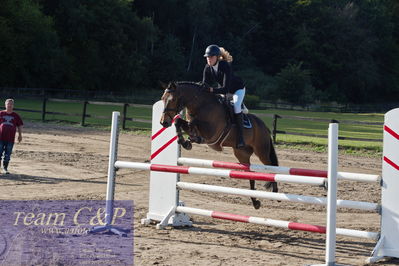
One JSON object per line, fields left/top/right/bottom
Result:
{"left": 141, "top": 101, "right": 191, "bottom": 228}
{"left": 91, "top": 111, "right": 127, "bottom": 236}
{"left": 367, "top": 108, "right": 399, "bottom": 263}
{"left": 325, "top": 123, "right": 338, "bottom": 266}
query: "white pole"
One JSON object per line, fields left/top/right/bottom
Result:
{"left": 325, "top": 123, "right": 338, "bottom": 265}
{"left": 104, "top": 111, "right": 120, "bottom": 225}
{"left": 176, "top": 182, "right": 378, "bottom": 211}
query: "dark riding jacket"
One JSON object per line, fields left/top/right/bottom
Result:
{"left": 202, "top": 60, "right": 245, "bottom": 94}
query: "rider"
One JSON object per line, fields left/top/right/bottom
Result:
{"left": 202, "top": 44, "right": 246, "bottom": 149}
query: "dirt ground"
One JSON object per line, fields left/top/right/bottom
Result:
{"left": 0, "top": 121, "right": 397, "bottom": 266}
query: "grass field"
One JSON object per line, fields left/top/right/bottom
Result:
{"left": 254, "top": 109, "right": 383, "bottom": 155}
{"left": 13, "top": 98, "right": 385, "bottom": 156}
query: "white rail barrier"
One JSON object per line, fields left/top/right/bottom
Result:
{"left": 101, "top": 102, "right": 399, "bottom": 264}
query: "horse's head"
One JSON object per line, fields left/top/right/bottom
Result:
{"left": 160, "top": 82, "right": 180, "bottom": 128}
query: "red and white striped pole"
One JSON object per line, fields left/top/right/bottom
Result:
{"left": 175, "top": 206, "right": 378, "bottom": 240}
{"left": 114, "top": 161, "right": 326, "bottom": 186}
{"left": 177, "top": 157, "right": 379, "bottom": 183}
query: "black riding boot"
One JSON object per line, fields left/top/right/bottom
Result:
{"left": 235, "top": 112, "right": 246, "bottom": 149}
{"left": 3, "top": 161, "right": 9, "bottom": 174}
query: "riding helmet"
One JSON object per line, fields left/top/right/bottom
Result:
{"left": 204, "top": 44, "right": 221, "bottom": 57}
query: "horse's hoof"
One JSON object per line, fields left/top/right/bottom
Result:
{"left": 182, "top": 141, "right": 192, "bottom": 150}
{"left": 188, "top": 136, "right": 201, "bottom": 144}
{"left": 253, "top": 200, "right": 261, "bottom": 209}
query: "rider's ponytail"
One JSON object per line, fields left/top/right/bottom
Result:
{"left": 219, "top": 47, "right": 233, "bottom": 63}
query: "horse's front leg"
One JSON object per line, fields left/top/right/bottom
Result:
{"left": 186, "top": 121, "right": 204, "bottom": 144}
{"left": 175, "top": 118, "right": 192, "bottom": 150}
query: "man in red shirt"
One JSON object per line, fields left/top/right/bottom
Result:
{"left": 0, "top": 99, "right": 23, "bottom": 174}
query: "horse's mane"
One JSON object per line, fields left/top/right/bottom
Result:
{"left": 175, "top": 81, "right": 210, "bottom": 90}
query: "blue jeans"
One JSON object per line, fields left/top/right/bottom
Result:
{"left": 0, "top": 141, "right": 14, "bottom": 163}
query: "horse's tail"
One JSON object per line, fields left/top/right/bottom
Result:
{"left": 269, "top": 138, "right": 279, "bottom": 166}
{"left": 250, "top": 114, "right": 279, "bottom": 167}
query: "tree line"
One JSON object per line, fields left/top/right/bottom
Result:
{"left": 1, "top": 0, "right": 398, "bottom": 105}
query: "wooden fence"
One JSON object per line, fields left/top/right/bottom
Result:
{"left": 255, "top": 113, "right": 383, "bottom": 143}
{"left": 15, "top": 98, "right": 383, "bottom": 143}
{"left": 15, "top": 98, "right": 152, "bottom": 130}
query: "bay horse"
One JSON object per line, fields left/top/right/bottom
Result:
{"left": 160, "top": 81, "right": 278, "bottom": 209}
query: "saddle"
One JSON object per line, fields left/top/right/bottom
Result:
{"left": 216, "top": 94, "right": 252, "bottom": 129}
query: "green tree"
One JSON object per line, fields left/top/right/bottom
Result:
{"left": 149, "top": 35, "right": 185, "bottom": 85}
{"left": 0, "top": 0, "right": 67, "bottom": 88}
{"left": 2, "top": 0, "right": 397, "bottom": 104}
{"left": 237, "top": 68, "right": 278, "bottom": 102}
{"left": 39, "top": 0, "right": 157, "bottom": 91}
{"left": 276, "top": 62, "right": 315, "bottom": 105}
{"left": 249, "top": 0, "right": 399, "bottom": 104}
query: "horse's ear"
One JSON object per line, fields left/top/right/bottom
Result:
{"left": 159, "top": 81, "right": 167, "bottom": 89}
{"left": 170, "top": 82, "right": 177, "bottom": 90}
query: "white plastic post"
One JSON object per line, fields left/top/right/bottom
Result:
{"left": 325, "top": 123, "right": 338, "bottom": 265}
{"left": 142, "top": 100, "right": 191, "bottom": 227}
{"left": 368, "top": 108, "right": 399, "bottom": 263}
{"left": 104, "top": 111, "right": 120, "bottom": 225}
{"left": 91, "top": 111, "right": 127, "bottom": 236}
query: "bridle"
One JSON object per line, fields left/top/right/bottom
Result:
{"left": 162, "top": 83, "right": 204, "bottom": 120}
{"left": 162, "top": 88, "right": 183, "bottom": 121}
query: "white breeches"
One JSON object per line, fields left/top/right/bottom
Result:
{"left": 232, "top": 88, "right": 246, "bottom": 114}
